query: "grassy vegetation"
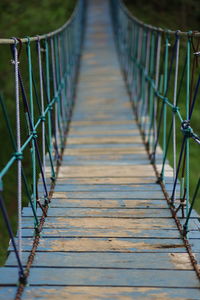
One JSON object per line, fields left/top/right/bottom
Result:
{"left": 124, "top": 0, "right": 200, "bottom": 212}
{"left": 0, "top": 0, "right": 76, "bottom": 265}
{"left": 0, "top": 0, "right": 76, "bottom": 37}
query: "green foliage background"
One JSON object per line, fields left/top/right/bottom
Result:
{"left": 124, "top": 0, "right": 200, "bottom": 31}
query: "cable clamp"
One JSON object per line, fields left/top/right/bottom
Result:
{"left": 156, "top": 173, "right": 163, "bottom": 184}
{"left": 19, "top": 273, "right": 27, "bottom": 285}
{"left": 40, "top": 115, "right": 46, "bottom": 122}
{"left": 44, "top": 196, "right": 50, "bottom": 206}
{"left": 181, "top": 120, "right": 194, "bottom": 138}
{"left": 14, "top": 151, "right": 23, "bottom": 160}
{"left": 163, "top": 97, "right": 168, "bottom": 104}
{"left": 182, "top": 224, "right": 189, "bottom": 236}
{"left": 10, "top": 59, "right": 19, "bottom": 65}
{"left": 51, "top": 176, "right": 56, "bottom": 182}
{"left": 55, "top": 95, "right": 59, "bottom": 102}
{"left": 143, "top": 70, "right": 148, "bottom": 77}
{"left": 194, "top": 51, "right": 200, "bottom": 56}
{"left": 31, "top": 130, "right": 38, "bottom": 139}
{"left": 172, "top": 106, "right": 179, "bottom": 113}
{"left": 155, "top": 90, "right": 160, "bottom": 97}
{"left": 40, "top": 47, "right": 46, "bottom": 52}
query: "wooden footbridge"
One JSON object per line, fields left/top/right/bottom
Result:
{"left": 0, "top": 0, "right": 200, "bottom": 299}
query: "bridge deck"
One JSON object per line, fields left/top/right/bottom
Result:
{"left": 1, "top": 0, "right": 200, "bottom": 299}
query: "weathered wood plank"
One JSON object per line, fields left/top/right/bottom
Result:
{"left": 66, "top": 136, "right": 143, "bottom": 145}
{"left": 21, "top": 217, "right": 178, "bottom": 229}
{"left": 0, "top": 288, "right": 17, "bottom": 300}
{"left": 6, "top": 252, "right": 193, "bottom": 270}
{"left": 18, "top": 228, "right": 181, "bottom": 239}
{"left": 61, "top": 153, "right": 151, "bottom": 160}
{"left": 19, "top": 268, "right": 200, "bottom": 287}
{"left": 63, "top": 147, "right": 147, "bottom": 156}
{"left": 10, "top": 237, "right": 186, "bottom": 253}
{"left": 48, "top": 199, "right": 167, "bottom": 208}
{"left": 23, "top": 207, "right": 171, "bottom": 218}
{"left": 49, "top": 191, "right": 165, "bottom": 199}
{"left": 68, "top": 120, "right": 136, "bottom": 126}
{"left": 68, "top": 130, "right": 140, "bottom": 136}
{"left": 69, "top": 123, "right": 138, "bottom": 131}
{"left": 0, "top": 267, "right": 199, "bottom": 287}
{"left": 52, "top": 160, "right": 152, "bottom": 166}
{"left": 55, "top": 165, "right": 164, "bottom": 178}
{"left": 21, "top": 286, "right": 200, "bottom": 300}
{"left": 50, "top": 177, "right": 157, "bottom": 184}
{"left": 47, "top": 183, "right": 165, "bottom": 191}
{"left": 65, "top": 143, "right": 145, "bottom": 149}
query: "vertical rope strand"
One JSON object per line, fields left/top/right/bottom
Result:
{"left": 12, "top": 39, "right": 22, "bottom": 262}
{"left": 51, "top": 37, "right": 59, "bottom": 161}
{"left": 186, "top": 34, "right": 191, "bottom": 216}
{"left": 152, "top": 32, "right": 161, "bottom": 163}
{"left": 37, "top": 37, "right": 46, "bottom": 199}
{"left": 26, "top": 37, "right": 37, "bottom": 219}
{"left": 172, "top": 34, "right": 180, "bottom": 201}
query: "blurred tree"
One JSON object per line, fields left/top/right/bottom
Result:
{"left": 124, "top": 0, "right": 200, "bottom": 30}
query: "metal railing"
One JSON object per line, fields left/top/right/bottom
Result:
{"left": 110, "top": 0, "right": 200, "bottom": 234}
{"left": 0, "top": 0, "right": 85, "bottom": 285}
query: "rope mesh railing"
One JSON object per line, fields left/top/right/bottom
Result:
{"left": 110, "top": 0, "right": 200, "bottom": 235}
{"left": 0, "top": 0, "right": 85, "bottom": 286}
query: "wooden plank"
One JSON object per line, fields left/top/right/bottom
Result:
{"left": 56, "top": 165, "right": 159, "bottom": 178}
{"left": 51, "top": 183, "right": 164, "bottom": 192}
{"left": 21, "top": 217, "right": 178, "bottom": 229}
{"left": 53, "top": 160, "right": 152, "bottom": 166}
{"left": 19, "top": 227, "right": 200, "bottom": 240}
{"left": 0, "top": 268, "right": 199, "bottom": 288}
{"left": 10, "top": 237, "right": 186, "bottom": 253}
{"left": 63, "top": 148, "right": 148, "bottom": 155}
{"left": 6, "top": 252, "right": 193, "bottom": 270}
{"left": 69, "top": 120, "right": 136, "bottom": 126}
{"left": 23, "top": 207, "right": 171, "bottom": 218}
{"left": 18, "top": 228, "right": 181, "bottom": 239}
{"left": 48, "top": 199, "right": 167, "bottom": 208}
{"left": 60, "top": 154, "right": 152, "bottom": 162}
{"left": 22, "top": 286, "right": 200, "bottom": 300}
{"left": 21, "top": 268, "right": 200, "bottom": 287}
{"left": 50, "top": 191, "right": 165, "bottom": 199}
{"left": 0, "top": 287, "right": 17, "bottom": 300}
{"left": 68, "top": 129, "right": 140, "bottom": 136}
{"left": 66, "top": 136, "right": 143, "bottom": 145}
{"left": 51, "top": 177, "right": 157, "bottom": 184}
{"left": 50, "top": 184, "right": 164, "bottom": 191}
{"left": 65, "top": 143, "right": 144, "bottom": 149}
{"left": 69, "top": 124, "right": 138, "bottom": 131}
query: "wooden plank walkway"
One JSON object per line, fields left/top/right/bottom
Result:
{"left": 1, "top": 0, "right": 200, "bottom": 299}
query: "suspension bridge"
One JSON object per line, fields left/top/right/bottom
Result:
{"left": 0, "top": 0, "right": 200, "bottom": 299}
